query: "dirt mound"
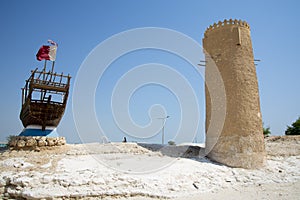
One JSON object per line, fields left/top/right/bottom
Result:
{"left": 265, "top": 135, "right": 300, "bottom": 142}
{"left": 0, "top": 137, "right": 299, "bottom": 199}
{"left": 265, "top": 135, "right": 300, "bottom": 156}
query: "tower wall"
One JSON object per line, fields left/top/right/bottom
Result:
{"left": 203, "top": 19, "right": 265, "bottom": 168}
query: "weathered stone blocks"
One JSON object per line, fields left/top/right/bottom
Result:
{"left": 37, "top": 137, "right": 48, "bottom": 147}
{"left": 8, "top": 136, "right": 66, "bottom": 149}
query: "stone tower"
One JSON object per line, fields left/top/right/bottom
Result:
{"left": 203, "top": 19, "right": 265, "bottom": 168}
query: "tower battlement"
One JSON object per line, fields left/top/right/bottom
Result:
{"left": 204, "top": 19, "right": 250, "bottom": 38}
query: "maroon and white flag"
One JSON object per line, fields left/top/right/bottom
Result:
{"left": 36, "top": 40, "right": 57, "bottom": 61}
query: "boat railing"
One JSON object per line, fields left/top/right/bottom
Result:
{"left": 31, "top": 99, "right": 64, "bottom": 106}
{"left": 21, "top": 68, "right": 71, "bottom": 105}
{"left": 30, "top": 68, "right": 71, "bottom": 89}
{"left": 32, "top": 79, "right": 68, "bottom": 89}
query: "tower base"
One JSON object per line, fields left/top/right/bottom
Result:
{"left": 206, "top": 135, "right": 266, "bottom": 168}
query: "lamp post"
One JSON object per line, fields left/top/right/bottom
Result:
{"left": 157, "top": 116, "right": 170, "bottom": 145}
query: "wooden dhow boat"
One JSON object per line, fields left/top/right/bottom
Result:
{"left": 20, "top": 40, "right": 71, "bottom": 132}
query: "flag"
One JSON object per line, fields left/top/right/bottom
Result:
{"left": 36, "top": 45, "right": 57, "bottom": 61}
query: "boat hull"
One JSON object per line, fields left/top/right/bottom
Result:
{"left": 20, "top": 100, "right": 66, "bottom": 130}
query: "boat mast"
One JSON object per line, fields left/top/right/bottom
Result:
{"left": 42, "top": 60, "right": 47, "bottom": 80}
{"left": 40, "top": 60, "right": 47, "bottom": 100}
{"left": 50, "top": 60, "right": 55, "bottom": 82}
{"left": 51, "top": 61, "right": 55, "bottom": 74}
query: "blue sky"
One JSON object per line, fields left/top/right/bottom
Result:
{"left": 0, "top": 0, "right": 299, "bottom": 144}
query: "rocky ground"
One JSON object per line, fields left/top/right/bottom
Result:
{"left": 0, "top": 136, "right": 299, "bottom": 199}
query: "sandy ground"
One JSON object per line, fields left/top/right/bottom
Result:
{"left": 0, "top": 136, "right": 299, "bottom": 199}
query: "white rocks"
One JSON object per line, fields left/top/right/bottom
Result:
{"left": 40, "top": 176, "right": 53, "bottom": 184}
{"left": 46, "top": 138, "right": 56, "bottom": 146}
{"left": 0, "top": 141, "right": 299, "bottom": 199}
{"left": 25, "top": 138, "right": 37, "bottom": 147}
{"left": 16, "top": 140, "right": 26, "bottom": 148}
{"left": 41, "top": 161, "right": 52, "bottom": 169}
{"left": 57, "top": 138, "right": 66, "bottom": 146}
{"left": 8, "top": 136, "right": 66, "bottom": 149}
{"left": 37, "top": 137, "right": 47, "bottom": 147}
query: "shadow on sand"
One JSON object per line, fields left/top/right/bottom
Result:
{"left": 137, "top": 143, "right": 206, "bottom": 158}
{"left": 136, "top": 143, "right": 225, "bottom": 166}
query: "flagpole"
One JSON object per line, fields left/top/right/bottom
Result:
{"left": 41, "top": 60, "right": 47, "bottom": 101}
{"left": 43, "top": 60, "right": 47, "bottom": 81}
{"left": 51, "top": 61, "right": 55, "bottom": 74}
{"left": 50, "top": 61, "right": 55, "bottom": 81}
